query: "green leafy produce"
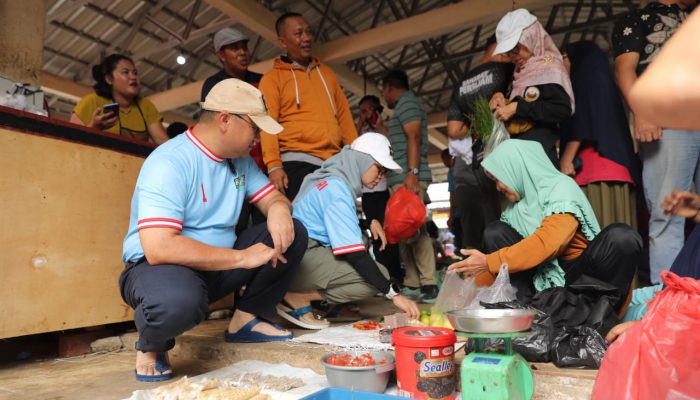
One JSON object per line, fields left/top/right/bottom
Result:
{"left": 468, "top": 96, "right": 495, "bottom": 140}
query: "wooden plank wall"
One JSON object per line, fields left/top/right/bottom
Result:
{"left": 0, "top": 127, "right": 143, "bottom": 338}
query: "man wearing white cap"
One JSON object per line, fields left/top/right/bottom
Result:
{"left": 120, "top": 79, "right": 308, "bottom": 381}
{"left": 277, "top": 132, "right": 420, "bottom": 329}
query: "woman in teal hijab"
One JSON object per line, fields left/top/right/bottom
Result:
{"left": 449, "top": 140, "right": 640, "bottom": 308}
{"left": 277, "top": 132, "right": 420, "bottom": 329}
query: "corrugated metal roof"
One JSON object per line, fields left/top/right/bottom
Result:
{"left": 42, "top": 0, "right": 645, "bottom": 181}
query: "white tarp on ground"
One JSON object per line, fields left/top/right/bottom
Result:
{"left": 125, "top": 360, "right": 328, "bottom": 400}
{"left": 290, "top": 323, "right": 392, "bottom": 351}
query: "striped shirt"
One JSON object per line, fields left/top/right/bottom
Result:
{"left": 386, "top": 91, "right": 432, "bottom": 186}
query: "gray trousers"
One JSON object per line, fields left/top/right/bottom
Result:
{"left": 289, "top": 239, "right": 390, "bottom": 304}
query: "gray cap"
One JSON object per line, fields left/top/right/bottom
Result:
{"left": 213, "top": 27, "right": 248, "bottom": 52}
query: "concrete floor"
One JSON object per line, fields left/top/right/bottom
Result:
{"left": 0, "top": 297, "right": 597, "bottom": 400}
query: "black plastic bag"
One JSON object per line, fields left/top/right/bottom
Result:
{"left": 551, "top": 326, "right": 607, "bottom": 369}
{"left": 527, "top": 275, "right": 621, "bottom": 337}
{"left": 480, "top": 301, "right": 554, "bottom": 363}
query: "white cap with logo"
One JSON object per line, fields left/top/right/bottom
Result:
{"left": 200, "top": 78, "right": 283, "bottom": 135}
{"left": 351, "top": 132, "right": 403, "bottom": 172}
{"left": 492, "top": 9, "right": 538, "bottom": 56}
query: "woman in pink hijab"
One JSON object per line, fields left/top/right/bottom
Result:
{"left": 489, "top": 9, "right": 575, "bottom": 167}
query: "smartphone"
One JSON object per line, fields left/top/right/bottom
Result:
{"left": 369, "top": 110, "right": 379, "bottom": 126}
{"left": 103, "top": 103, "right": 119, "bottom": 116}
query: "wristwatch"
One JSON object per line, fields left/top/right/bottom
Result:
{"left": 385, "top": 283, "right": 401, "bottom": 300}
{"left": 409, "top": 167, "right": 420, "bottom": 175}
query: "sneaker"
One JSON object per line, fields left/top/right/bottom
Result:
{"left": 420, "top": 285, "right": 438, "bottom": 304}
{"left": 401, "top": 286, "right": 423, "bottom": 300}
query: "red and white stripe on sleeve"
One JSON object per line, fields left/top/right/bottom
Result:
{"left": 248, "top": 183, "right": 275, "bottom": 204}
{"left": 332, "top": 244, "right": 366, "bottom": 256}
{"left": 137, "top": 218, "right": 183, "bottom": 231}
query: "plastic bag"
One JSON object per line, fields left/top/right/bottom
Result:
{"left": 592, "top": 271, "right": 700, "bottom": 400}
{"left": 468, "top": 264, "right": 517, "bottom": 309}
{"left": 384, "top": 187, "right": 426, "bottom": 244}
{"left": 433, "top": 272, "right": 477, "bottom": 315}
{"left": 528, "top": 275, "right": 620, "bottom": 337}
{"left": 483, "top": 301, "right": 554, "bottom": 362}
{"left": 551, "top": 326, "right": 607, "bottom": 368}
{"left": 483, "top": 118, "right": 509, "bottom": 157}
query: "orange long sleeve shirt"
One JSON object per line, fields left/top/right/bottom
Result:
{"left": 485, "top": 213, "right": 589, "bottom": 275}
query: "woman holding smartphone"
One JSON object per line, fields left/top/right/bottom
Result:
{"left": 70, "top": 54, "right": 168, "bottom": 144}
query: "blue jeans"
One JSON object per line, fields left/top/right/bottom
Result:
{"left": 641, "top": 129, "right": 700, "bottom": 284}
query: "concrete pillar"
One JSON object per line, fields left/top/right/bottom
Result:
{"left": 0, "top": 0, "right": 46, "bottom": 86}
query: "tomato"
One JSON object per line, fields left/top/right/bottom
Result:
{"left": 352, "top": 321, "right": 383, "bottom": 330}
{"left": 326, "top": 353, "right": 378, "bottom": 367}
{"left": 325, "top": 353, "right": 352, "bottom": 366}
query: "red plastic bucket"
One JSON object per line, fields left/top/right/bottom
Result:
{"left": 392, "top": 327, "right": 457, "bottom": 399}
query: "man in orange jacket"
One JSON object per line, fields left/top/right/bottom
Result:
{"left": 259, "top": 12, "right": 358, "bottom": 200}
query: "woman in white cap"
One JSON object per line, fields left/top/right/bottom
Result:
{"left": 276, "top": 132, "right": 420, "bottom": 329}
{"left": 489, "top": 9, "right": 575, "bottom": 167}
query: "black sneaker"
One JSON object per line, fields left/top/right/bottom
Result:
{"left": 420, "top": 285, "right": 438, "bottom": 304}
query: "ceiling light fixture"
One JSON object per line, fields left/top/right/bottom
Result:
{"left": 176, "top": 55, "right": 186, "bottom": 65}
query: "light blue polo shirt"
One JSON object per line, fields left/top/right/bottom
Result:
{"left": 292, "top": 178, "right": 366, "bottom": 256}
{"left": 122, "top": 130, "right": 274, "bottom": 263}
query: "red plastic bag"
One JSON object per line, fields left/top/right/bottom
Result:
{"left": 384, "top": 187, "right": 426, "bottom": 244}
{"left": 592, "top": 271, "right": 700, "bottom": 400}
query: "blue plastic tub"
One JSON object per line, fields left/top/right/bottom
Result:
{"left": 300, "top": 388, "right": 405, "bottom": 399}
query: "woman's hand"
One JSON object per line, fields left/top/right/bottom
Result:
{"left": 89, "top": 107, "right": 118, "bottom": 130}
{"left": 448, "top": 248, "right": 489, "bottom": 276}
{"left": 494, "top": 102, "right": 517, "bottom": 121}
{"left": 490, "top": 92, "right": 507, "bottom": 111}
{"left": 661, "top": 190, "right": 700, "bottom": 221}
{"left": 605, "top": 321, "right": 637, "bottom": 344}
{"left": 560, "top": 159, "right": 576, "bottom": 177}
{"left": 369, "top": 219, "right": 387, "bottom": 251}
{"left": 392, "top": 295, "right": 420, "bottom": 319}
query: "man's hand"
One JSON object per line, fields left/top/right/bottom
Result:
{"left": 236, "top": 243, "right": 278, "bottom": 268}
{"left": 369, "top": 219, "right": 387, "bottom": 251}
{"left": 494, "top": 102, "right": 517, "bottom": 121}
{"left": 448, "top": 248, "right": 489, "bottom": 276}
{"left": 490, "top": 92, "right": 507, "bottom": 111}
{"left": 392, "top": 295, "right": 420, "bottom": 319}
{"left": 268, "top": 168, "right": 288, "bottom": 194}
{"left": 560, "top": 159, "right": 576, "bottom": 177}
{"left": 403, "top": 172, "right": 419, "bottom": 193}
{"left": 605, "top": 321, "right": 637, "bottom": 344}
{"left": 661, "top": 190, "right": 700, "bottom": 221}
{"left": 266, "top": 201, "right": 295, "bottom": 267}
{"left": 633, "top": 114, "right": 662, "bottom": 142}
{"left": 90, "top": 107, "right": 118, "bottom": 130}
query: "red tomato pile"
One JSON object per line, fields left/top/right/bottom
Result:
{"left": 352, "top": 321, "right": 383, "bottom": 330}
{"left": 325, "top": 353, "right": 388, "bottom": 367}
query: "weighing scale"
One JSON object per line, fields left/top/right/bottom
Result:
{"left": 456, "top": 331, "right": 534, "bottom": 400}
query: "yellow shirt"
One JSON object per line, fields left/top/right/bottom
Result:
{"left": 73, "top": 93, "right": 162, "bottom": 142}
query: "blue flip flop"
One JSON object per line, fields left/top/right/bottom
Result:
{"left": 276, "top": 301, "right": 330, "bottom": 330}
{"left": 135, "top": 351, "right": 174, "bottom": 382}
{"left": 224, "top": 317, "right": 294, "bottom": 343}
